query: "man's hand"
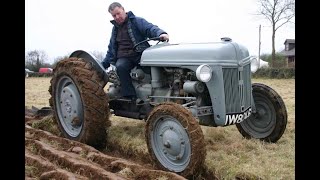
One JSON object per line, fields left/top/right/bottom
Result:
{"left": 159, "top": 34, "right": 169, "bottom": 41}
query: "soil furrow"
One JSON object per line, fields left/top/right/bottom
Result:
{"left": 26, "top": 122, "right": 186, "bottom": 179}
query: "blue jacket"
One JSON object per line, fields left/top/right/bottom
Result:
{"left": 102, "top": 11, "right": 167, "bottom": 67}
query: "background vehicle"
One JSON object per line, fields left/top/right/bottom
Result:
{"left": 39, "top": 67, "right": 53, "bottom": 73}
{"left": 49, "top": 37, "right": 287, "bottom": 177}
{"left": 25, "top": 68, "right": 34, "bottom": 77}
{"left": 250, "top": 56, "right": 269, "bottom": 73}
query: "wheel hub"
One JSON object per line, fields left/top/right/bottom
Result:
{"left": 56, "top": 76, "right": 84, "bottom": 137}
{"left": 161, "top": 126, "right": 186, "bottom": 160}
{"left": 151, "top": 116, "right": 191, "bottom": 172}
{"left": 164, "top": 141, "right": 171, "bottom": 148}
{"left": 258, "top": 108, "right": 266, "bottom": 116}
{"left": 61, "top": 86, "right": 81, "bottom": 127}
{"left": 64, "top": 99, "right": 72, "bottom": 113}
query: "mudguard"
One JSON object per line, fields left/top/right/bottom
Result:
{"left": 69, "top": 50, "right": 109, "bottom": 85}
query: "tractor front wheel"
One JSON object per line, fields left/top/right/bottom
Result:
{"left": 236, "top": 83, "right": 287, "bottom": 143}
{"left": 145, "top": 102, "right": 206, "bottom": 177}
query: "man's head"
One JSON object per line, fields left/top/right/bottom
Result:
{"left": 108, "top": 2, "right": 127, "bottom": 25}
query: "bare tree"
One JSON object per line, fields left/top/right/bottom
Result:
{"left": 257, "top": 0, "right": 295, "bottom": 67}
{"left": 90, "top": 51, "right": 105, "bottom": 62}
{"left": 25, "top": 50, "right": 49, "bottom": 71}
{"left": 52, "top": 55, "right": 69, "bottom": 68}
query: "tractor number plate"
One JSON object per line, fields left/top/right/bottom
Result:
{"left": 225, "top": 107, "right": 252, "bottom": 125}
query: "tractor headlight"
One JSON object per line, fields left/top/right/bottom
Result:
{"left": 196, "top": 64, "right": 212, "bottom": 82}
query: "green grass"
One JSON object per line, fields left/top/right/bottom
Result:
{"left": 25, "top": 165, "right": 40, "bottom": 177}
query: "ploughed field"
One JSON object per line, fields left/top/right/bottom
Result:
{"left": 25, "top": 107, "right": 189, "bottom": 179}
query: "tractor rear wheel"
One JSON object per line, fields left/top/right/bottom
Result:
{"left": 236, "top": 83, "right": 287, "bottom": 143}
{"left": 49, "top": 57, "right": 110, "bottom": 149}
{"left": 145, "top": 102, "right": 206, "bottom": 177}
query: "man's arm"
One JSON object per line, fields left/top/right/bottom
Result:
{"left": 101, "top": 30, "right": 116, "bottom": 68}
{"left": 136, "top": 17, "right": 168, "bottom": 39}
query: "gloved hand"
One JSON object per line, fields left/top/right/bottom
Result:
{"left": 101, "top": 61, "right": 110, "bottom": 69}
{"left": 159, "top": 33, "right": 169, "bottom": 42}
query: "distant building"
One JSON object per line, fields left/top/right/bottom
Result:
{"left": 280, "top": 39, "right": 295, "bottom": 68}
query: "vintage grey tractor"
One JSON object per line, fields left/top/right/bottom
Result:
{"left": 49, "top": 37, "right": 287, "bottom": 177}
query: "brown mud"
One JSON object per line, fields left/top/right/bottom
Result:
{"left": 25, "top": 107, "right": 189, "bottom": 180}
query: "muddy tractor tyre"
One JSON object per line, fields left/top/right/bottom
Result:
{"left": 236, "top": 83, "right": 287, "bottom": 143}
{"left": 145, "top": 102, "right": 206, "bottom": 177}
{"left": 48, "top": 57, "right": 110, "bottom": 149}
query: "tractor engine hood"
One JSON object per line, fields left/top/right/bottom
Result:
{"left": 140, "top": 41, "right": 250, "bottom": 67}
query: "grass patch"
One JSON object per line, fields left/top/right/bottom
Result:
{"left": 31, "top": 115, "right": 61, "bottom": 136}
{"left": 25, "top": 77, "right": 51, "bottom": 109}
{"left": 107, "top": 116, "right": 148, "bottom": 157}
{"left": 25, "top": 165, "right": 40, "bottom": 177}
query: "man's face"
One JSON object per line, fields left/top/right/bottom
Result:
{"left": 110, "top": 7, "right": 126, "bottom": 25}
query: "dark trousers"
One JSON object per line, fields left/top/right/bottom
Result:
{"left": 115, "top": 55, "right": 141, "bottom": 97}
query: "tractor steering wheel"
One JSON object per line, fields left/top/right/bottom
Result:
{"left": 133, "top": 37, "right": 167, "bottom": 52}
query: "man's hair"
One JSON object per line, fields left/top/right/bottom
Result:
{"left": 108, "top": 2, "right": 123, "bottom": 12}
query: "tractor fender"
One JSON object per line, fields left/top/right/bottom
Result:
{"left": 69, "top": 50, "right": 109, "bottom": 84}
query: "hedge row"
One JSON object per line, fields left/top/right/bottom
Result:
{"left": 252, "top": 67, "right": 295, "bottom": 79}
{"left": 26, "top": 72, "right": 53, "bottom": 77}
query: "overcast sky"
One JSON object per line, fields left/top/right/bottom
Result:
{"left": 25, "top": 0, "right": 295, "bottom": 63}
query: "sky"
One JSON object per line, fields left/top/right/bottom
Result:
{"left": 25, "top": 0, "right": 295, "bottom": 64}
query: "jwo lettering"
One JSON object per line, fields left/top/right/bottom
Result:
{"left": 225, "top": 107, "right": 252, "bottom": 125}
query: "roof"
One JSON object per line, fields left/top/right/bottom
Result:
{"left": 284, "top": 39, "right": 295, "bottom": 44}
{"left": 280, "top": 48, "right": 295, "bottom": 56}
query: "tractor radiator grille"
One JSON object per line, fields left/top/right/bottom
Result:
{"left": 222, "top": 65, "right": 251, "bottom": 113}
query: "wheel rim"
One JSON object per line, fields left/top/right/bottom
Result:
{"left": 242, "top": 94, "right": 276, "bottom": 138}
{"left": 55, "top": 75, "right": 84, "bottom": 137}
{"left": 151, "top": 115, "right": 191, "bottom": 172}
